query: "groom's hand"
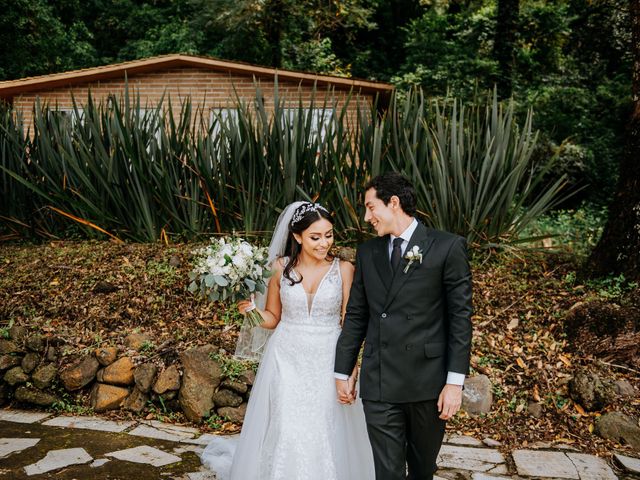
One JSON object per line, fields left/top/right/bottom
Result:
{"left": 438, "top": 384, "right": 463, "bottom": 420}
{"left": 335, "top": 379, "right": 354, "bottom": 404}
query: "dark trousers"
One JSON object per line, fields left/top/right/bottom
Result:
{"left": 362, "top": 399, "right": 446, "bottom": 480}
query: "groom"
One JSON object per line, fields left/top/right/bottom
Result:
{"left": 335, "top": 172, "right": 472, "bottom": 480}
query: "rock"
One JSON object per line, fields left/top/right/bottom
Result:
{"left": 134, "top": 363, "right": 157, "bottom": 393}
{"left": 153, "top": 390, "right": 178, "bottom": 402}
{"left": 614, "top": 453, "right": 640, "bottom": 474}
{"left": 569, "top": 371, "right": 616, "bottom": 411}
{"left": 32, "top": 363, "right": 57, "bottom": 390}
{"left": 101, "top": 357, "right": 135, "bottom": 386}
{"left": 25, "top": 334, "right": 45, "bottom": 353}
{"left": 614, "top": 379, "right": 636, "bottom": 397}
{"left": 221, "top": 379, "right": 248, "bottom": 395}
{"left": 153, "top": 365, "right": 180, "bottom": 394}
{"left": 462, "top": 375, "right": 493, "bottom": 414}
{"left": 238, "top": 369, "right": 255, "bottom": 386}
{"left": 4, "top": 366, "right": 28, "bottom": 385}
{"left": 124, "top": 333, "right": 152, "bottom": 351}
{"left": 93, "top": 281, "right": 118, "bottom": 294}
{"left": 95, "top": 346, "right": 118, "bottom": 366}
{"left": 123, "top": 387, "right": 148, "bottom": 413}
{"left": 8, "top": 325, "right": 27, "bottom": 342}
{"left": 179, "top": 344, "right": 222, "bottom": 423}
{"left": 0, "top": 354, "right": 21, "bottom": 371}
{"left": 21, "top": 352, "right": 40, "bottom": 373}
{"left": 90, "top": 383, "right": 129, "bottom": 412}
{"left": 482, "top": 438, "right": 502, "bottom": 447}
{"left": 217, "top": 403, "right": 248, "bottom": 423}
{"left": 0, "top": 383, "right": 9, "bottom": 406}
{"left": 60, "top": 355, "right": 100, "bottom": 391}
{"left": 213, "top": 389, "right": 243, "bottom": 408}
{"left": 45, "top": 346, "right": 57, "bottom": 362}
{"left": 595, "top": 412, "right": 640, "bottom": 450}
{"left": 15, "top": 385, "right": 58, "bottom": 406}
{"left": 527, "top": 402, "right": 543, "bottom": 418}
{"left": 0, "top": 340, "right": 22, "bottom": 354}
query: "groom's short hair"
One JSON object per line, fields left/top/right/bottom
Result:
{"left": 365, "top": 172, "right": 417, "bottom": 216}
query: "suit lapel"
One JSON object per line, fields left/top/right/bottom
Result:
{"left": 372, "top": 235, "right": 393, "bottom": 291}
{"left": 383, "top": 223, "right": 434, "bottom": 311}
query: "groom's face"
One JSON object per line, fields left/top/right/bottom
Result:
{"left": 364, "top": 188, "right": 397, "bottom": 237}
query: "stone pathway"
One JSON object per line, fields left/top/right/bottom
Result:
{"left": 0, "top": 408, "right": 638, "bottom": 479}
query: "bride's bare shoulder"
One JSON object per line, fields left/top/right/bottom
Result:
{"left": 338, "top": 259, "right": 355, "bottom": 276}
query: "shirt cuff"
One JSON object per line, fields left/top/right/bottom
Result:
{"left": 446, "top": 372, "right": 466, "bottom": 386}
{"left": 334, "top": 373, "right": 350, "bottom": 380}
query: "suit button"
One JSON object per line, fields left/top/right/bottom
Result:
{"left": 381, "top": 313, "right": 387, "bottom": 318}
{"left": 405, "top": 344, "right": 413, "bottom": 350}
{"left": 381, "top": 343, "right": 388, "bottom": 349}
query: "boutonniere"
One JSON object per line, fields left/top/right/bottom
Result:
{"left": 403, "top": 246, "right": 423, "bottom": 273}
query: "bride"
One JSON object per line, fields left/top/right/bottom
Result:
{"left": 201, "top": 201, "right": 375, "bottom": 480}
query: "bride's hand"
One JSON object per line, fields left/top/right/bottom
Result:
{"left": 237, "top": 298, "right": 256, "bottom": 315}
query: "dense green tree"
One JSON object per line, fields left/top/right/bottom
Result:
{"left": 0, "top": 0, "right": 95, "bottom": 80}
{"left": 588, "top": 0, "right": 640, "bottom": 281}
{"left": 494, "top": 0, "right": 519, "bottom": 96}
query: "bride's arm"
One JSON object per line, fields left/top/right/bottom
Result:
{"left": 238, "top": 259, "right": 283, "bottom": 329}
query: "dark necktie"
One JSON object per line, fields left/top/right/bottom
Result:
{"left": 391, "top": 237, "right": 403, "bottom": 273}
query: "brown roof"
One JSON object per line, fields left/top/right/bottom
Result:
{"left": 0, "top": 54, "right": 394, "bottom": 99}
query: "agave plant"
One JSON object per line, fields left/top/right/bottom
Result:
{"left": 380, "top": 88, "right": 569, "bottom": 247}
{"left": 0, "top": 83, "right": 568, "bottom": 248}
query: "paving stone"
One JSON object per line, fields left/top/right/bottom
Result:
{"left": 90, "top": 458, "right": 110, "bottom": 468}
{"left": 471, "top": 474, "right": 510, "bottom": 480}
{"left": 437, "top": 445, "right": 506, "bottom": 472}
{"left": 486, "top": 464, "right": 508, "bottom": 474}
{"left": 447, "top": 435, "right": 484, "bottom": 446}
{"left": 42, "top": 415, "right": 135, "bottom": 432}
{"left": 129, "top": 420, "right": 198, "bottom": 442}
{"left": 183, "top": 433, "right": 228, "bottom": 446}
{"left": 105, "top": 445, "right": 181, "bottom": 467}
{"left": 0, "top": 409, "right": 53, "bottom": 423}
{"left": 186, "top": 472, "right": 218, "bottom": 480}
{"left": 614, "top": 453, "right": 640, "bottom": 474}
{"left": 565, "top": 452, "right": 617, "bottom": 480}
{"left": 24, "top": 448, "right": 93, "bottom": 475}
{"left": 512, "top": 449, "right": 578, "bottom": 479}
{"left": 172, "top": 445, "right": 204, "bottom": 455}
{"left": 482, "top": 438, "right": 502, "bottom": 448}
{"left": 0, "top": 438, "right": 40, "bottom": 459}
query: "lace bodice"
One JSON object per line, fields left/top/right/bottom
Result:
{"left": 279, "top": 257, "right": 342, "bottom": 327}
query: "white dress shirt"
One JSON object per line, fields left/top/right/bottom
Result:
{"left": 336, "top": 218, "right": 465, "bottom": 387}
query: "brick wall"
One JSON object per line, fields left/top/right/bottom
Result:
{"left": 12, "top": 67, "right": 375, "bottom": 134}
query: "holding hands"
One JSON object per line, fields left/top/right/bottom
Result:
{"left": 336, "top": 369, "right": 358, "bottom": 405}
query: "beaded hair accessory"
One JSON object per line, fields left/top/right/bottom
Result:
{"left": 290, "top": 202, "right": 329, "bottom": 227}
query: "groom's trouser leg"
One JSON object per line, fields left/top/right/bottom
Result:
{"left": 405, "top": 400, "right": 446, "bottom": 480}
{"left": 362, "top": 400, "right": 407, "bottom": 480}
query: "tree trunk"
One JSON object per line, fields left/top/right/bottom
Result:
{"left": 493, "top": 0, "right": 519, "bottom": 98}
{"left": 587, "top": 0, "right": 640, "bottom": 281}
{"left": 264, "top": 0, "right": 286, "bottom": 68}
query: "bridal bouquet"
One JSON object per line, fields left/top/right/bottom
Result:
{"left": 188, "top": 236, "right": 271, "bottom": 327}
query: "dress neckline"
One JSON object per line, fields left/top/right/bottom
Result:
{"left": 291, "top": 257, "right": 337, "bottom": 296}
{"left": 290, "top": 258, "right": 337, "bottom": 316}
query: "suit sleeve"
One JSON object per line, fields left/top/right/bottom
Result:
{"left": 443, "top": 237, "right": 473, "bottom": 375}
{"left": 334, "top": 247, "right": 369, "bottom": 376}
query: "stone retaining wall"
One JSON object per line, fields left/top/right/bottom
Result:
{"left": 0, "top": 326, "right": 251, "bottom": 424}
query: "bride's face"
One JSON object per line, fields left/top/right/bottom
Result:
{"left": 294, "top": 218, "right": 334, "bottom": 261}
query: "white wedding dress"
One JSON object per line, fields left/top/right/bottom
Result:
{"left": 201, "top": 257, "right": 375, "bottom": 480}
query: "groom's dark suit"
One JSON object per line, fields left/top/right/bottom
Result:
{"left": 335, "top": 221, "right": 472, "bottom": 480}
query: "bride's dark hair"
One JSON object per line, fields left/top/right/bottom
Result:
{"left": 282, "top": 203, "right": 334, "bottom": 286}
